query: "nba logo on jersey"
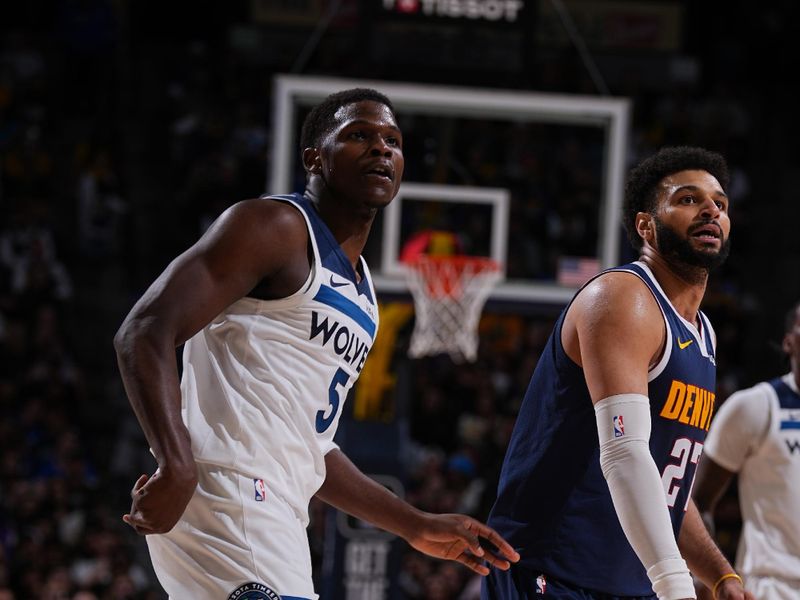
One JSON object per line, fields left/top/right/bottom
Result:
{"left": 253, "top": 479, "right": 267, "bottom": 502}
{"left": 613, "top": 415, "right": 625, "bottom": 437}
{"left": 536, "top": 574, "right": 547, "bottom": 594}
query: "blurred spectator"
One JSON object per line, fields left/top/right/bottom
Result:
{"left": 76, "top": 148, "right": 128, "bottom": 263}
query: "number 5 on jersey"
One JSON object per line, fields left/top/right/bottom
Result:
{"left": 317, "top": 368, "right": 350, "bottom": 433}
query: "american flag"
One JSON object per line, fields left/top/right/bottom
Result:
{"left": 557, "top": 256, "right": 601, "bottom": 287}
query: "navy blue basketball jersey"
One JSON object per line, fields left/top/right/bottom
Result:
{"left": 486, "top": 261, "right": 717, "bottom": 596}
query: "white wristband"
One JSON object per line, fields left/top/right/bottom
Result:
{"left": 648, "top": 557, "right": 697, "bottom": 600}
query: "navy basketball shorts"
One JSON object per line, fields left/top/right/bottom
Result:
{"left": 481, "top": 563, "right": 657, "bottom": 600}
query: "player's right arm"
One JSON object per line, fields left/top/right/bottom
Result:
{"left": 114, "top": 198, "right": 310, "bottom": 535}
{"left": 693, "top": 386, "right": 770, "bottom": 531}
{"left": 563, "top": 272, "right": 695, "bottom": 600}
{"left": 691, "top": 387, "right": 769, "bottom": 599}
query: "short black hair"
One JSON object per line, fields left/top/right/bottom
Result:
{"left": 785, "top": 300, "right": 800, "bottom": 334}
{"left": 299, "top": 88, "right": 395, "bottom": 152}
{"left": 623, "top": 146, "right": 730, "bottom": 250}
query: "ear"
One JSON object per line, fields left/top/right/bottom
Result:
{"left": 302, "top": 148, "right": 322, "bottom": 174}
{"left": 783, "top": 332, "right": 793, "bottom": 355}
{"left": 635, "top": 212, "right": 654, "bottom": 244}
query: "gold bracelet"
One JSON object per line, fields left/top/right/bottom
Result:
{"left": 712, "top": 573, "right": 743, "bottom": 599}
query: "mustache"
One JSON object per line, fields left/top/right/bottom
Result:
{"left": 688, "top": 220, "right": 723, "bottom": 238}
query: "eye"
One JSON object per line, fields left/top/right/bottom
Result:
{"left": 348, "top": 130, "right": 366, "bottom": 140}
{"left": 714, "top": 200, "right": 727, "bottom": 210}
{"left": 386, "top": 136, "right": 400, "bottom": 147}
{"left": 680, "top": 195, "right": 696, "bottom": 204}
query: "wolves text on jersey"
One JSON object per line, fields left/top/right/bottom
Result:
{"left": 659, "top": 379, "right": 716, "bottom": 431}
{"left": 309, "top": 311, "right": 371, "bottom": 373}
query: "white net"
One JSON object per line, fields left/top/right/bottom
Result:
{"left": 404, "top": 256, "right": 501, "bottom": 363}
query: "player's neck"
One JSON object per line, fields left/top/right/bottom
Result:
{"left": 639, "top": 248, "right": 707, "bottom": 324}
{"left": 305, "top": 183, "right": 374, "bottom": 267}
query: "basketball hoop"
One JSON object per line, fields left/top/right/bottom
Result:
{"left": 403, "top": 255, "right": 501, "bottom": 363}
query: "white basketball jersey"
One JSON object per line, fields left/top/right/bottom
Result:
{"left": 704, "top": 373, "right": 800, "bottom": 581}
{"left": 179, "top": 193, "right": 379, "bottom": 522}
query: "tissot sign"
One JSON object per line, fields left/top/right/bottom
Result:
{"left": 381, "top": 0, "right": 524, "bottom": 22}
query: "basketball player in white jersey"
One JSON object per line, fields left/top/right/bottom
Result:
{"left": 114, "top": 88, "right": 519, "bottom": 600}
{"left": 694, "top": 300, "right": 800, "bottom": 600}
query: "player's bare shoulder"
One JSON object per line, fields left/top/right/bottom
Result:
{"left": 568, "top": 271, "right": 658, "bottom": 325}
{"left": 224, "top": 197, "right": 307, "bottom": 246}
{"left": 186, "top": 197, "right": 312, "bottom": 300}
{"left": 203, "top": 198, "right": 308, "bottom": 261}
{"left": 563, "top": 270, "right": 664, "bottom": 367}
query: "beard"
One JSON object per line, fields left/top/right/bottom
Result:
{"left": 654, "top": 217, "right": 731, "bottom": 272}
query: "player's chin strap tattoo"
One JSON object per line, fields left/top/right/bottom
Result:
{"left": 595, "top": 394, "right": 696, "bottom": 600}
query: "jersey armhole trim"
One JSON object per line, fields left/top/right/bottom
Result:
{"left": 242, "top": 196, "right": 322, "bottom": 310}
{"left": 613, "top": 266, "right": 672, "bottom": 382}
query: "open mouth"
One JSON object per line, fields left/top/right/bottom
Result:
{"left": 365, "top": 164, "right": 393, "bottom": 181}
{"left": 690, "top": 224, "right": 721, "bottom": 243}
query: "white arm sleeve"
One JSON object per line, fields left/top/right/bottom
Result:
{"left": 595, "top": 394, "right": 695, "bottom": 600}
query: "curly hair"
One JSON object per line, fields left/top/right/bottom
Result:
{"left": 623, "top": 146, "right": 730, "bottom": 250}
{"left": 299, "top": 88, "right": 395, "bottom": 154}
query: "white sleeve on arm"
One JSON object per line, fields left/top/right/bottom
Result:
{"left": 595, "top": 394, "right": 696, "bottom": 600}
{"left": 703, "top": 384, "right": 771, "bottom": 473}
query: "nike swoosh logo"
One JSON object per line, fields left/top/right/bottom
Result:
{"left": 329, "top": 275, "right": 349, "bottom": 288}
{"left": 678, "top": 339, "right": 694, "bottom": 350}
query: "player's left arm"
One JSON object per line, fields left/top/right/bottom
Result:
{"left": 316, "top": 449, "right": 519, "bottom": 575}
{"left": 678, "top": 499, "right": 753, "bottom": 600}
{"left": 692, "top": 456, "right": 735, "bottom": 536}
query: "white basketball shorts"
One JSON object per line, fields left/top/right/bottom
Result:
{"left": 146, "top": 462, "right": 317, "bottom": 600}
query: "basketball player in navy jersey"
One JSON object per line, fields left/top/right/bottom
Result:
{"left": 115, "top": 88, "right": 518, "bottom": 599}
{"left": 693, "top": 300, "right": 800, "bottom": 600}
{"left": 483, "top": 147, "right": 751, "bottom": 600}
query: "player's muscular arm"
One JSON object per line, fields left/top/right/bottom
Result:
{"left": 317, "top": 450, "right": 519, "bottom": 576}
{"left": 114, "top": 199, "right": 309, "bottom": 534}
{"left": 566, "top": 274, "right": 696, "bottom": 600}
{"left": 563, "top": 271, "right": 663, "bottom": 398}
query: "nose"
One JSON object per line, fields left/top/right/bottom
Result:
{"left": 370, "top": 135, "right": 392, "bottom": 157}
{"left": 699, "top": 195, "right": 721, "bottom": 218}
